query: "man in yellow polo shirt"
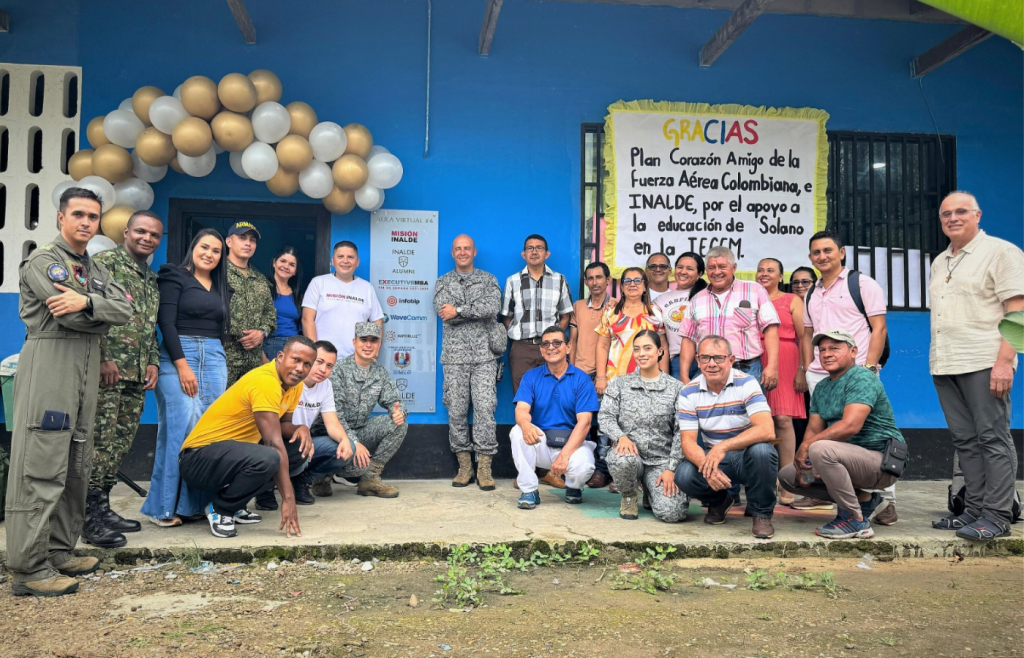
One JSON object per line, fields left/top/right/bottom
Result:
{"left": 179, "top": 335, "right": 316, "bottom": 539}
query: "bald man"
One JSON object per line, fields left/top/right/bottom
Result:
{"left": 433, "top": 235, "right": 506, "bottom": 491}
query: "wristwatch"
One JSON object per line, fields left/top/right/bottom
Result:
{"left": 455, "top": 306, "right": 463, "bottom": 316}
{"left": 866, "top": 364, "right": 879, "bottom": 374}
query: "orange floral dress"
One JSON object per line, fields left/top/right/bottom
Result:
{"left": 595, "top": 305, "right": 665, "bottom": 381}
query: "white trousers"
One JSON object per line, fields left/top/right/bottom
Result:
{"left": 509, "top": 425, "right": 596, "bottom": 493}
{"left": 806, "top": 368, "right": 896, "bottom": 502}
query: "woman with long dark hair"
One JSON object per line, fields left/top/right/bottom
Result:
{"left": 142, "top": 229, "right": 232, "bottom": 527}
{"left": 653, "top": 252, "right": 708, "bottom": 379}
{"left": 596, "top": 267, "right": 669, "bottom": 395}
{"left": 264, "top": 246, "right": 303, "bottom": 361}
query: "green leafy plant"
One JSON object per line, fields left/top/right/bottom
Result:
{"left": 613, "top": 546, "right": 676, "bottom": 595}
{"left": 742, "top": 569, "right": 836, "bottom": 598}
{"left": 999, "top": 310, "right": 1024, "bottom": 353}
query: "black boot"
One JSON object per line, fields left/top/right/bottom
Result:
{"left": 292, "top": 472, "right": 315, "bottom": 505}
{"left": 255, "top": 488, "right": 278, "bottom": 511}
{"left": 82, "top": 490, "right": 127, "bottom": 549}
{"left": 96, "top": 487, "right": 141, "bottom": 533}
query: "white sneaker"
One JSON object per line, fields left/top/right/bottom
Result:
{"left": 207, "top": 505, "right": 237, "bottom": 538}
{"left": 333, "top": 474, "right": 359, "bottom": 487}
{"left": 233, "top": 508, "right": 262, "bottom": 524}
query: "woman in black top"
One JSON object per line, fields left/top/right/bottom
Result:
{"left": 141, "top": 229, "right": 231, "bottom": 526}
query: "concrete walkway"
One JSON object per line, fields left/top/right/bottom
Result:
{"left": 1, "top": 480, "right": 1020, "bottom": 563}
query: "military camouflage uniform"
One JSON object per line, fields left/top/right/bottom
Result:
{"left": 90, "top": 247, "right": 160, "bottom": 491}
{"left": 309, "top": 355, "right": 407, "bottom": 475}
{"left": 599, "top": 372, "right": 689, "bottom": 522}
{"left": 433, "top": 269, "right": 504, "bottom": 456}
{"left": 225, "top": 261, "right": 276, "bottom": 386}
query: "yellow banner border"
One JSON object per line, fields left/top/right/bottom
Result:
{"left": 602, "top": 99, "right": 830, "bottom": 282}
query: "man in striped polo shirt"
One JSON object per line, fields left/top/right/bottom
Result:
{"left": 672, "top": 335, "right": 779, "bottom": 538}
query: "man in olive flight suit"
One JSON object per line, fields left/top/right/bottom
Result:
{"left": 5, "top": 187, "right": 132, "bottom": 597}
{"left": 224, "top": 221, "right": 276, "bottom": 386}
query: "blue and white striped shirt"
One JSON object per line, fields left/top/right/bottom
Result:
{"left": 676, "top": 369, "right": 770, "bottom": 447}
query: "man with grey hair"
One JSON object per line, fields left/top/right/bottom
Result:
{"left": 680, "top": 246, "right": 780, "bottom": 391}
{"left": 673, "top": 335, "right": 778, "bottom": 538}
{"left": 930, "top": 191, "right": 1024, "bottom": 541}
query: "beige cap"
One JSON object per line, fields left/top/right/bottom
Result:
{"left": 812, "top": 328, "right": 857, "bottom": 348}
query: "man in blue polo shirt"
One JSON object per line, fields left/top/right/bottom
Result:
{"left": 511, "top": 325, "right": 600, "bottom": 509}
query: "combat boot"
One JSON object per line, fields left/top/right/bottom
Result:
{"left": 311, "top": 475, "right": 334, "bottom": 497}
{"left": 357, "top": 461, "right": 399, "bottom": 498}
{"left": 476, "top": 454, "right": 496, "bottom": 491}
{"left": 53, "top": 556, "right": 100, "bottom": 577}
{"left": 82, "top": 491, "right": 127, "bottom": 549}
{"left": 452, "top": 452, "right": 475, "bottom": 487}
{"left": 12, "top": 574, "right": 79, "bottom": 597}
{"left": 96, "top": 486, "right": 141, "bottom": 532}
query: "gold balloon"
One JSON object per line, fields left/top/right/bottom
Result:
{"left": 101, "top": 205, "right": 135, "bottom": 244}
{"left": 343, "top": 123, "right": 373, "bottom": 159}
{"left": 86, "top": 117, "right": 110, "bottom": 149}
{"left": 131, "top": 86, "right": 165, "bottom": 126}
{"left": 218, "top": 73, "right": 258, "bottom": 113}
{"left": 248, "top": 69, "right": 283, "bottom": 104}
{"left": 266, "top": 169, "right": 299, "bottom": 197}
{"left": 92, "top": 144, "right": 134, "bottom": 183}
{"left": 68, "top": 149, "right": 95, "bottom": 181}
{"left": 323, "top": 187, "right": 356, "bottom": 214}
{"left": 332, "top": 154, "right": 369, "bottom": 191}
{"left": 286, "top": 101, "right": 317, "bottom": 139}
{"left": 135, "top": 127, "right": 176, "bottom": 166}
{"left": 172, "top": 117, "right": 214, "bottom": 157}
{"left": 169, "top": 156, "right": 184, "bottom": 174}
{"left": 276, "top": 134, "right": 313, "bottom": 173}
{"left": 180, "top": 76, "right": 221, "bottom": 120}
{"left": 211, "top": 111, "right": 254, "bottom": 152}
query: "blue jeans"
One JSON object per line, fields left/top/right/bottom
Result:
{"left": 670, "top": 355, "right": 700, "bottom": 381}
{"left": 141, "top": 337, "right": 227, "bottom": 520}
{"left": 673, "top": 442, "right": 779, "bottom": 517}
{"left": 263, "top": 335, "right": 291, "bottom": 361}
{"left": 304, "top": 435, "right": 358, "bottom": 480}
{"left": 734, "top": 357, "right": 763, "bottom": 385}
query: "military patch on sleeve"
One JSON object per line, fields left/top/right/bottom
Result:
{"left": 47, "top": 263, "right": 69, "bottom": 282}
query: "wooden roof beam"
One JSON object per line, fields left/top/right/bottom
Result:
{"left": 226, "top": 0, "right": 256, "bottom": 45}
{"left": 912, "top": 24, "right": 992, "bottom": 77}
{"left": 479, "top": 0, "right": 503, "bottom": 55}
{"left": 700, "top": 0, "right": 774, "bottom": 67}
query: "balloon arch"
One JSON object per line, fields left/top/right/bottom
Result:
{"left": 53, "top": 70, "right": 404, "bottom": 254}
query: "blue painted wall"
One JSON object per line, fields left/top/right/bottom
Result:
{"left": 1, "top": 0, "right": 1021, "bottom": 428}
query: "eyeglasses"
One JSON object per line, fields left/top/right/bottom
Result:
{"left": 540, "top": 340, "right": 565, "bottom": 349}
{"left": 697, "top": 354, "right": 729, "bottom": 364}
{"left": 647, "top": 264, "right": 669, "bottom": 271}
{"left": 524, "top": 245, "right": 547, "bottom": 253}
{"left": 791, "top": 279, "right": 813, "bottom": 287}
{"left": 622, "top": 278, "right": 644, "bottom": 286}
{"left": 939, "top": 208, "right": 979, "bottom": 221}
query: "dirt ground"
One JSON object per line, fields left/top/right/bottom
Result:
{"left": 0, "top": 553, "right": 1020, "bottom": 658}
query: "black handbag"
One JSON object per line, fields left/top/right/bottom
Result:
{"left": 880, "top": 437, "right": 909, "bottom": 477}
{"left": 544, "top": 428, "right": 573, "bottom": 449}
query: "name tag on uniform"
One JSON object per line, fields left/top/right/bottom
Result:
{"left": 91, "top": 278, "right": 106, "bottom": 292}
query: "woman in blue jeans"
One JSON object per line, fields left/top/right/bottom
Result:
{"left": 141, "top": 229, "right": 231, "bottom": 526}
{"left": 263, "top": 246, "right": 303, "bottom": 361}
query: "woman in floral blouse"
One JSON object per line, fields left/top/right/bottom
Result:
{"left": 595, "top": 268, "right": 669, "bottom": 396}
{"left": 599, "top": 330, "right": 688, "bottom": 521}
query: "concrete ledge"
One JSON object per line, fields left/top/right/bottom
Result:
{"left": 1, "top": 480, "right": 1020, "bottom": 566}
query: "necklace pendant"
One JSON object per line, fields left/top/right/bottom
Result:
{"left": 945, "top": 274, "right": 951, "bottom": 283}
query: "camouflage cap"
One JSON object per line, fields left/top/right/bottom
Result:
{"left": 354, "top": 322, "right": 382, "bottom": 339}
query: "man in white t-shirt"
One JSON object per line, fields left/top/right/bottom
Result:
{"left": 301, "top": 241, "right": 384, "bottom": 358}
{"left": 254, "top": 340, "right": 371, "bottom": 509}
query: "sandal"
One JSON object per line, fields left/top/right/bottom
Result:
{"left": 150, "top": 516, "right": 182, "bottom": 528}
{"left": 955, "top": 516, "right": 1010, "bottom": 541}
{"left": 932, "top": 512, "right": 976, "bottom": 530}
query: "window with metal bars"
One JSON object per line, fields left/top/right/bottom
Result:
{"left": 580, "top": 124, "right": 955, "bottom": 310}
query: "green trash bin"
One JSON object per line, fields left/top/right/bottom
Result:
{"left": 1, "top": 354, "right": 18, "bottom": 432}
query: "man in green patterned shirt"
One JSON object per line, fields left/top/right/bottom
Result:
{"left": 84, "top": 211, "right": 163, "bottom": 550}
{"left": 224, "top": 221, "right": 276, "bottom": 386}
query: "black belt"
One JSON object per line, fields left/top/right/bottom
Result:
{"left": 735, "top": 357, "right": 760, "bottom": 367}
{"left": 516, "top": 337, "right": 543, "bottom": 345}
{"left": 26, "top": 330, "right": 90, "bottom": 340}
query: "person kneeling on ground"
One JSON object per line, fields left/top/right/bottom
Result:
{"left": 178, "top": 336, "right": 316, "bottom": 538}
{"left": 779, "top": 329, "right": 908, "bottom": 540}
{"left": 308, "top": 323, "right": 408, "bottom": 498}
{"left": 674, "top": 335, "right": 779, "bottom": 539}
{"left": 511, "top": 325, "right": 600, "bottom": 509}
{"left": 600, "top": 330, "right": 688, "bottom": 522}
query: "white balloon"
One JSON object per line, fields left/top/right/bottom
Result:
{"left": 131, "top": 151, "right": 168, "bottom": 183}
{"left": 87, "top": 235, "right": 118, "bottom": 257}
{"left": 113, "top": 177, "right": 155, "bottom": 211}
{"left": 355, "top": 183, "right": 384, "bottom": 211}
{"left": 298, "top": 160, "right": 334, "bottom": 199}
{"left": 173, "top": 84, "right": 182, "bottom": 100}
{"left": 366, "top": 153, "right": 403, "bottom": 190}
{"left": 51, "top": 180, "right": 77, "bottom": 211}
{"left": 241, "top": 141, "right": 278, "bottom": 181}
{"left": 78, "top": 175, "right": 116, "bottom": 212}
{"left": 148, "top": 96, "right": 190, "bottom": 135}
{"left": 308, "top": 122, "right": 347, "bottom": 162}
{"left": 212, "top": 142, "right": 225, "bottom": 155}
{"left": 250, "top": 101, "right": 290, "bottom": 144}
{"left": 177, "top": 146, "right": 217, "bottom": 177}
{"left": 229, "top": 150, "right": 250, "bottom": 179}
{"left": 368, "top": 145, "right": 390, "bottom": 159}
{"left": 103, "top": 109, "right": 146, "bottom": 149}
{"left": 118, "top": 97, "right": 134, "bottom": 111}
